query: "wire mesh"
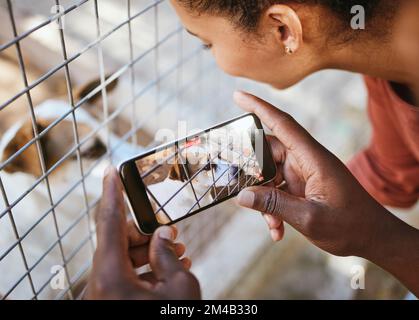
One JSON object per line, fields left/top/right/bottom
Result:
{"left": 136, "top": 139, "right": 263, "bottom": 222}
{"left": 0, "top": 0, "right": 239, "bottom": 300}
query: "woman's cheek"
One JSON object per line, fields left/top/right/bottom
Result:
{"left": 214, "top": 53, "right": 246, "bottom": 78}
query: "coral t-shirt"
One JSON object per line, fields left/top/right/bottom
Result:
{"left": 348, "top": 76, "right": 419, "bottom": 208}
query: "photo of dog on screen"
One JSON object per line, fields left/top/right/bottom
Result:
{"left": 135, "top": 116, "right": 265, "bottom": 224}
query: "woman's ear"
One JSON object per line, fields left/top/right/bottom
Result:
{"left": 265, "top": 4, "right": 303, "bottom": 54}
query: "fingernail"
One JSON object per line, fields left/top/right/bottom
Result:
{"left": 182, "top": 257, "right": 192, "bottom": 269}
{"left": 237, "top": 190, "right": 255, "bottom": 208}
{"left": 104, "top": 165, "right": 113, "bottom": 177}
{"left": 158, "top": 226, "right": 174, "bottom": 241}
{"left": 264, "top": 214, "right": 273, "bottom": 226}
{"left": 176, "top": 242, "right": 186, "bottom": 256}
{"left": 270, "top": 229, "right": 284, "bottom": 242}
{"left": 233, "top": 90, "right": 245, "bottom": 100}
{"left": 270, "top": 229, "right": 279, "bottom": 241}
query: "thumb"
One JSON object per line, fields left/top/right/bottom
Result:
{"left": 94, "top": 166, "right": 130, "bottom": 273}
{"left": 237, "top": 186, "right": 312, "bottom": 232}
{"left": 149, "top": 226, "right": 185, "bottom": 281}
{"left": 234, "top": 91, "right": 324, "bottom": 158}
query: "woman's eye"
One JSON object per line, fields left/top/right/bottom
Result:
{"left": 202, "top": 43, "right": 212, "bottom": 50}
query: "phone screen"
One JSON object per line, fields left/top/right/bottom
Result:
{"left": 132, "top": 114, "right": 271, "bottom": 225}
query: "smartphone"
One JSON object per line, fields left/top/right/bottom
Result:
{"left": 119, "top": 113, "right": 277, "bottom": 235}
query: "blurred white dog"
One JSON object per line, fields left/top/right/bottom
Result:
{"left": 0, "top": 99, "right": 143, "bottom": 299}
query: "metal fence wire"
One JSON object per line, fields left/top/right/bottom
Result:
{"left": 140, "top": 141, "right": 260, "bottom": 220}
{"left": 0, "top": 0, "right": 239, "bottom": 300}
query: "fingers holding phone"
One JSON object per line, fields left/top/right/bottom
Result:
{"left": 84, "top": 167, "right": 200, "bottom": 300}
{"left": 234, "top": 91, "right": 389, "bottom": 259}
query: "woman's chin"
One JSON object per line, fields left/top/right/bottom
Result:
{"left": 271, "top": 82, "right": 293, "bottom": 90}
{"left": 269, "top": 77, "right": 304, "bottom": 90}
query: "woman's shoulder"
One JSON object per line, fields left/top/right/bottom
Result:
{"left": 361, "top": 75, "right": 391, "bottom": 106}
{"left": 362, "top": 75, "right": 386, "bottom": 91}
{"left": 362, "top": 75, "right": 416, "bottom": 110}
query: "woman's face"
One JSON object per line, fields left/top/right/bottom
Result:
{"left": 170, "top": 0, "right": 323, "bottom": 89}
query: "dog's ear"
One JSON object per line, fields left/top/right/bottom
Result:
{"left": 168, "top": 156, "right": 188, "bottom": 182}
{"left": 2, "top": 120, "right": 46, "bottom": 177}
{"left": 79, "top": 137, "right": 107, "bottom": 159}
{"left": 74, "top": 74, "right": 119, "bottom": 104}
{"left": 1, "top": 119, "right": 106, "bottom": 177}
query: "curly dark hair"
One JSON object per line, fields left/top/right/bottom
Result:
{"left": 176, "top": 0, "right": 398, "bottom": 42}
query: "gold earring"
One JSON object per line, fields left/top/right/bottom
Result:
{"left": 285, "top": 46, "right": 293, "bottom": 55}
